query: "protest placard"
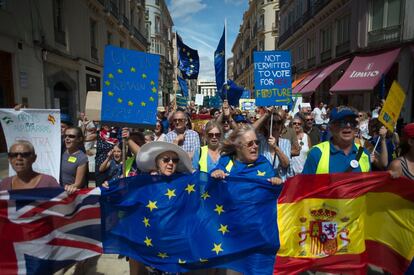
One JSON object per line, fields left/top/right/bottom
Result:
{"left": 254, "top": 51, "right": 292, "bottom": 107}
{"left": 101, "top": 45, "right": 160, "bottom": 127}
{"left": 195, "top": 94, "right": 204, "bottom": 106}
{"left": 379, "top": 81, "right": 406, "bottom": 132}
{"left": 0, "top": 109, "right": 61, "bottom": 180}
{"left": 239, "top": 99, "right": 256, "bottom": 111}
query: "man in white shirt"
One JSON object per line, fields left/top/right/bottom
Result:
{"left": 312, "top": 102, "right": 326, "bottom": 126}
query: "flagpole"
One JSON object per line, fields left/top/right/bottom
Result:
{"left": 224, "top": 18, "right": 228, "bottom": 101}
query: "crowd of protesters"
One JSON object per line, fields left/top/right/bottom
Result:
{"left": 1, "top": 100, "right": 413, "bottom": 274}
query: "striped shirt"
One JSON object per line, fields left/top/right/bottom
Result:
{"left": 258, "top": 134, "right": 291, "bottom": 182}
{"left": 165, "top": 129, "right": 200, "bottom": 154}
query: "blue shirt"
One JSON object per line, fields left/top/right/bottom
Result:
{"left": 211, "top": 155, "right": 276, "bottom": 179}
{"left": 302, "top": 140, "right": 371, "bottom": 174}
{"left": 258, "top": 134, "right": 291, "bottom": 181}
{"left": 192, "top": 147, "right": 220, "bottom": 172}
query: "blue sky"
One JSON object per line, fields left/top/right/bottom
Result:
{"left": 166, "top": 0, "right": 248, "bottom": 81}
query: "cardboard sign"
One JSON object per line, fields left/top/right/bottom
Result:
{"left": 239, "top": 99, "right": 256, "bottom": 111}
{"left": 379, "top": 81, "right": 406, "bottom": 132}
{"left": 195, "top": 94, "right": 204, "bottom": 106}
{"left": 101, "top": 45, "right": 160, "bottom": 127}
{"left": 254, "top": 51, "right": 292, "bottom": 107}
{"left": 85, "top": 91, "right": 102, "bottom": 121}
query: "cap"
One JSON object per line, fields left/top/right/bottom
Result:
{"left": 403, "top": 123, "right": 414, "bottom": 138}
{"left": 234, "top": 114, "right": 248, "bottom": 123}
{"left": 329, "top": 106, "right": 357, "bottom": 122}
{"left": 60, "top": 113, "right": 73, "bottom": 125}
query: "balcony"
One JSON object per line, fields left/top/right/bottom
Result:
{"left": 278, "top": 0, "right": 332, "bottom": 46}
{"left": 133, "top": 27, "right": 148, "bottom": 46}
{"left": 335, "top": 41, "right": 350, "bottom": 57}
{"left": 368, "top": 25, "right": 401, "bottom": 45}
{"left": 320, "top": 49, "right": 331, "bottom": 63}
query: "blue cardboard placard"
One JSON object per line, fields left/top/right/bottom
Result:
{"left": 253, "top": 51, "right": 292, "bottom": 107}
{"left": 101, "top": 45, "right": 160, "bottom": 127}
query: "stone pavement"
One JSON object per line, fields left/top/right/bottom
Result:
{"left": 0, "top": 153, "right": 129, "bottom": 275}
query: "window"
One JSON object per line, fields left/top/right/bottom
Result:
{"left": 155, "top": 0, "right": 160, "bottom": 5}
{"left": 90, "top": 19, "right": 97, "bottom": 60}
{"left": 307, "top": 38, "right": 315, "bottom": 58}
{"left": 53, "top": 0, "right": 65, "bottom": 45}
{"left": 120, "top": 40, "right": 124, "bottom": 48}
{"left": 107, "top": 32, "right": 112, "bottom": 45}
{"left": 337, "top": 15, "right": 350, "bottom": 44}
{"left": 275, "top": 10, "right": 280, "bottom": 29}
{"left": 0, "top": 0, "right": 6, "bottom": 9}
{"left": 370, "top": 0, "right": 401, "bottom": 30}
{"left": 155, "top": 16, "right": 160, "bottom": 34}
{"left": 130, "top": 8, "right": 134, "bottom": 28}
{"left": 297, "top": 44, "right": 304, "bottom": 61}
{"left": 320, "top": 27, "right": 332, "bottom": 52}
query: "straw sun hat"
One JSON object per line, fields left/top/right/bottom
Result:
{"left": 136, "top": 141, "right": 193, "bottom": 173}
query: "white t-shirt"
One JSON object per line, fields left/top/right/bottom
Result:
{"left": 312, "top": 107, "right": 325, "bottom": 125}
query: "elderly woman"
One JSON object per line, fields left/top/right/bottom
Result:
{"left": 291, "top": 115, "right": 311, "bottom": 175}
{"left": 210, "top": 124, "right": 282, "bottom": 185}
{"left": 0, "top": 140, "right": 59, "bottom": 190}
{"left": 388, "top": 123, "right": 414, "bottom": 179}
{"left": 129, "top": 141, "right": 192, "bottom": 275}
{"left": 192, "top": 121, "right": 222, "bottom": 173}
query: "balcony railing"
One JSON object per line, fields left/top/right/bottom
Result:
{"left": 279, "top": 0, "right": 332, "bottom": 46}
{"left": 133, "top": 27, "right": 148, "bottom": 46}
{"left": 368, "top": 25, "right": 401, "bottom": 45}
{"left": 320, "top": 49, "right": 332, "bottom": 63}
{"left": 335, "top": 41, "right": 350, "bottom": 57}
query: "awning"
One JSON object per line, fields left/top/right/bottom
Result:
{"left": 300, "top": 59, "right": 349, "bottom": 95}
{"left": 330, "top": 48, "right": 400, "bottom": 93}
{"left": 293, "top": 69, "right": 321, "bottom": 95}
{"left": 292, "top": 72, "right": 311, "bottom": 89}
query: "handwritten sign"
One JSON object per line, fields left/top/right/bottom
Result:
{"left": 379, "top": 81, "right": 406, "bottom": 132}
{"left": 101, "top": 45, "right": 160, "bottom": 127}
{"left": 0, "top": 109, "right": 61, "bottom": 180}
{"left": 254, "top": 51, "right": 292, "bottom": 106}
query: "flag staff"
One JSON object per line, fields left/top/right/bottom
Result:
{"left": 224, "top": 18, "right": 228, "bottom": 101}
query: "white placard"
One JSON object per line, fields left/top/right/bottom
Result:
{"left": 0, "top": 109, "right": 61, "bottom": 181}
{"left": 195, "top": 94, "right": 204, "bottom": 106}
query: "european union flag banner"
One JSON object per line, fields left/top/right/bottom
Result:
{"left": 102, "top": 45, "right": 160, "bottom": 127}
{"left": 218, "top": 79, "right": 244, "bottom": 106}
{"left": 101, "top": 172, "right": 281, "bottom": 274}
{"left": 177, "top": 75, "right": 189, "bottom": 98}
{"left": 0, "top": 188, "right": 102, "bottom": 275}
{"left": 177, "top": 34, "right": 199, "bottom": 79}
{"left": 214, "top": 27, "right": 225, "bottom": 91}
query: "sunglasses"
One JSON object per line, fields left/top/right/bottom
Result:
{"left": 64, "top": 134, "right": 77, "bottom": 139}
{"left": 292, "top": 122, "right": 302, "bottom": 126}
{"left": 173, "top": 118, "right": 185, "bottom": 123}
{"left": 305, "top": 118, "right": 314, "bottom": 122}
{"left": 207, "top": 132, "right": 221, "bottom": 138}
{"left": 334, "top": 120, "right": 358, "bottom": 129}
{"left": 8, "top": 152, "right": 32, "bottom": 158}
{"left": 242, "top": 140, "right": 259, "bottom": 147}
{"left": 161, "top": 157, "right": 180, "bottom": 164}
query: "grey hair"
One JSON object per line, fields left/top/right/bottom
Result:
{"left": 220, "top": 124, "right": 256, "bottom": 156}
{"left": 9, "top": 140, "right": 36, "bottom": 154}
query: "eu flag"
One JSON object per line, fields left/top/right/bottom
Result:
{"left": 177, "top": 34, "right": 199, "bottom": 79}
{"left": 218, "top": 79, "right": 244, "bottom": 106}
{"left": 177, "top": 75, "right": 189, "bottom": 98}
{"left": 101, "top": 172, "right": 281, "bottom": 274}
{"left": 214, "top": 27, "right": 225, "bottom": 91}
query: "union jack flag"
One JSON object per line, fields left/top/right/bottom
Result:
{"left": 0, "top": 187, "right": 102, "bottom": 275}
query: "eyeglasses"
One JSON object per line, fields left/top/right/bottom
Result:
{"left": 161, "top": 157, "right": 180, "bottom": 164}
{"left": 242, "top": 140, "right": 259, "bottom": 147}
{"left": 305, "top": 118, "right": 314, "bottom": 122}
{"left": 207, "top": 132, "right": 221, "bottom": 138}
{"left": 8, "top": 152, "right": 32, "bottom": 158}
{"left": 64, "top": 134, "right": 77, "bottom": 139}
{"left": 173, "top": 118, "right": 185, "bottom": 123}
{"left": 292, "top": 122, "right": 302, "bottom": 126}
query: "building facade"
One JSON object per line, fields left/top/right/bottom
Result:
{"left": 145, "top": 0, "right": 173, "bottom": 106}
{"left": 197, "top": 80, "right": 217, "bottom": 98}
{"left": 279, "top": 0, "right": 414, "bottom": 122}
{"left": 0, "top": 0, "right": 147, "bottom": 151}
{"left": 232, "top": 0, "right": 280, "bottom": 93}
{"left": 227, "top": 57, "right": 234, "bottom": 80}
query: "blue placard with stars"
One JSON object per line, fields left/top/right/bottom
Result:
{"left": 101, "top": 45, "right": 160, "bottom": 127}
{"left": 254, "top": 51, "right": 292, "bottom": 107}
{"left": 100, "top": 172, "right": 281, "bottom": 274}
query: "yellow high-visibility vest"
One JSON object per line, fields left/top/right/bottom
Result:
{"left": 198, "top": 146, "right": 209, "bottom": 173}
{"left": 314, "top": 141, "right": 370, "bottom": 174}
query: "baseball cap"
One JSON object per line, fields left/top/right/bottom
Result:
{"left": 329, "top": 106, "right": 357, "bottom": 122}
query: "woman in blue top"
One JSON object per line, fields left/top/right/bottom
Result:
{"left": 210, "top": 124, "right": 283, "bottom": 185}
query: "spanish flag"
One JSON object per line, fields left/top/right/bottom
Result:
{"left": 274, "top": 172, "right": 414, "bottom": 274}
